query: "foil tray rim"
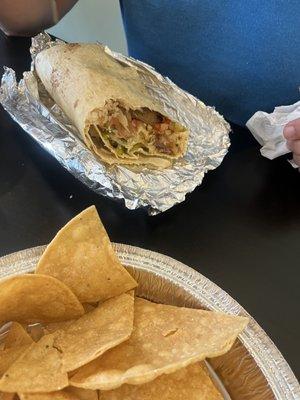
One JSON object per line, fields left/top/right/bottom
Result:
{"left": 0, "top": 244, "right": 298, "bottom": 399}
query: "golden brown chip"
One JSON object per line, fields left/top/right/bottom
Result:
{"left": 65, "top": 388, "right": 98, "bottom": 400}
{"left": 0, "top": 294, "right": 134, "bottom": 393}
{"left": 0, "top": 335, "right": 68, "bottom": 393}
{"left": 0, "top": 393, "right": 17, "bottom": 400}
{"left": 54, "top": 293, "right": 134, "bottom": 372}
{"left": 36, "top": 206, "right": 137, "bottom": 303}
{"left": 4, "top": 323, "right": 32, "bottom": 349}
{"left": 0, "top": 275, "right": 84, "bottom": 325}
{"left": 99, "top": 362, "right": 222, "bottom": 400}
{"left": 70, "top": 298, "right": 248, "bottom": 390}
{"left": 0, "top": 346, "right": 31, "bottom": 377}
{"left": 19, "top": 388, "right": 98, "bottom": 400}
{"left": 44, "top": 321, "right": 75, "bottom": 335}
{"left": 0, "top": 324, "right": 34, "bottom": 377}
{"left": 44, "top": 303, "right": 96, "bottom": 334}
{"left": 19, "top": 391, "right": 76, "bottom": 400}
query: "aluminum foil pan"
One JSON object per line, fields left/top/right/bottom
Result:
{"left": 0, "top": 33, "right": 230, "bottom": 214}
{"left": 0, "top": 245, "right": 298, "bottom": 399}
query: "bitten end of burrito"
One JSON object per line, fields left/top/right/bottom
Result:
{"left": 35, "top": 43, "right": 189, "bottom": 169}
{"left": 85, "top": 100, "right": 188, "bottom": 168}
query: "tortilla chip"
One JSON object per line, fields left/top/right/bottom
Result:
{"left": 19, "top": 392, "right": 76, "bottom": 400}
{"left": 4, "top": 323, "right": 32, "bottom": 349}
{"left": 19, "top": 388, "right": 98, "bottom": 400}
{"left": 0, "top": 293, "right": 134, "bottom": 393}
{"left": 65, "top": 388, "right": 98, "bottom": 400}
{"left": 54, "top": 293, "right": 134, "bottom": 372}
{"left": 0, "top": 324, "right": 34, "bottom": 377}
{"left": 70, "top": 298, "right": 248, "bottom": 390}
{"left": 0, "top": 274, "right": 84, "bottom": 325}
{"left": 0, "top": 346, "right": 31, "bottom": 377}
{"left": 44, "top": 322, "right": 73, "bottom": 335}
{"left": 0, "top": 335, "right": 68, "bottom": 393}
{"left": 42, "top": 306, "right": 96, "bottom": 335}
{"left": 99, "top": 362, "right": 222, "bottom": 400}
{"left": 36, "top": 206, "right": 137, "bottom": 303}
{"left": 0, "top": 393, "right": 17, "bottom": 400}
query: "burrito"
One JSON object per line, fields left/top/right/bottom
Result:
{"left": 35, "top": 43, "right": 189, "bottom": 169}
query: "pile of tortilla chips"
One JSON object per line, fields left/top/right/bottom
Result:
{"left": 0, "top": 206, "right": 248, "bottom": 399}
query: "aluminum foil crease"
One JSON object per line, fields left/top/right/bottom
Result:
{"left": 0, "top": 245, "right": 299, "bottom": 399}
{"left": 0, "top": 33, "right": 230, "bottom": 214}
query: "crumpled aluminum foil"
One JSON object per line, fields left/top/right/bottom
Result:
{"left": 0, "top": 33, "right": 230, "bottom": 214}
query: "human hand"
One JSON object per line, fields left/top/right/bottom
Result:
{"left": 283, "top": 118, "right": 300, "bottom": 167}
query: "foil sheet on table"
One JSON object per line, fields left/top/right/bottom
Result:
{"left": 0, "top": 33, "right": 230, "bottom": 214}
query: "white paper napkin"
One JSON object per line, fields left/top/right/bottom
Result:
{"left": 246, "top": 101, "right": 300, "bottom": 167}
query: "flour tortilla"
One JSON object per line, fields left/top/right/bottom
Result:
{"left": 36, "top": 206, "right": 137, "bottom": 303}
{"left": 70, "top": 298, "right": 248, "bottom": 390}
{"left": 35, "top": 43, "right": 188, "bottom": 169}
{"left": 98, "top": 362, "right": 223, "bottom": 400}
{"left": 0, "top": 275, "right": 84, "bottom": 325}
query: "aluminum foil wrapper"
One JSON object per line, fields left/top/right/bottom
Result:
{"left": 0, "top": 33, "right": 230, "bottom": 214}
{"left": 0, "top": 245, "right": 299, "bottom": 399}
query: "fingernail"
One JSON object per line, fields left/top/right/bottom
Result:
{"left": 284, "top": 125, "right": 296, "bottom": 139}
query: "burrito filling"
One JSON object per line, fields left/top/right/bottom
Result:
{"left": 87, "top": 100, "right": 187, "bottom": 159}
